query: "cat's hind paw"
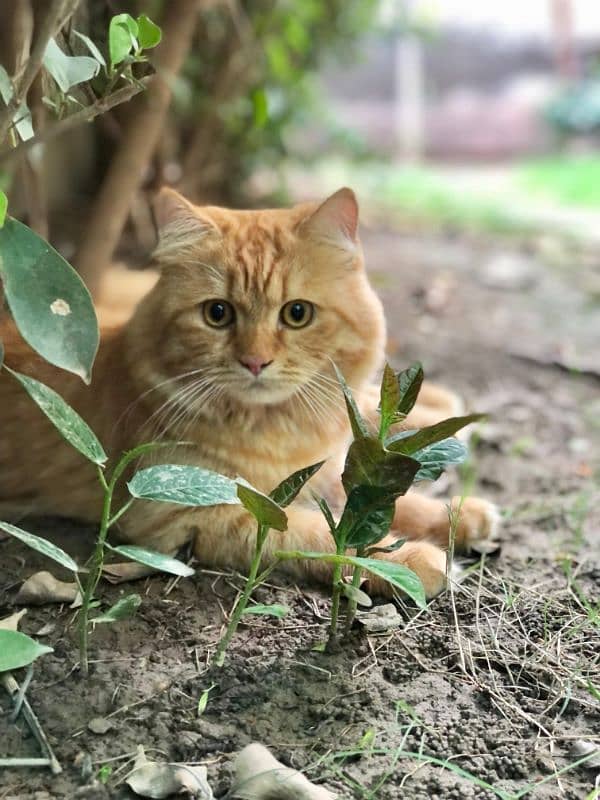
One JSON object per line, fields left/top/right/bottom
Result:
{"left": 451, "top": 496, "right": 501, "bottom": 553}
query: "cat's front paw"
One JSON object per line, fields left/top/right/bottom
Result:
{"left": 451, "top": 496, "right": 500, "bottom": 552}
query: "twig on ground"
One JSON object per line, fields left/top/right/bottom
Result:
{"left": 1, "top": 672, "right": 62, "bottom": 774}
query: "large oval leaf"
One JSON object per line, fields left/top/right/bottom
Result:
{"left": 128, "top": 464, "right": 240, "bottom": 507}
{"left": 237, "top": 483, "right": 287, "bottom": 531}
{"left": 0, "top": 630, "right": 53, "bottom": 672}
{"left": 0, "top": 521, "right": 79, "bottom": 572}
{"left": 107, "top": 544, "right": 194, "bottom": 577}
{"left": 0, "top": 217, "right": 98, "bottom": 381}
{"left": 6, "top": 368, "right": 107, "bottom": 465}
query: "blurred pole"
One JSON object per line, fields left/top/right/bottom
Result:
{"left": 393, "top": 8, "right": 424, "bottom": 161}
{"left": 549, "top": 0, "right": 578, "bottom": 80}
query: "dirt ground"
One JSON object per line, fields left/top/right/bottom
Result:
{"left": 1, "top": 224, "right": 599, "bottom": 799}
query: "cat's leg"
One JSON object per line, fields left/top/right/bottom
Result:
{"left": 124, "top": 502, "right": 449, "bottom": 598}
{"left": 392, "top": 492, "right": 500, "bottom": 551}
{"left": 224, "top": 504, "right": 450, "bottom": 599}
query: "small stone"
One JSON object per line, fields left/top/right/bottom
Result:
{"left": 87, "top": 717, "right": 113, "bottom": 735}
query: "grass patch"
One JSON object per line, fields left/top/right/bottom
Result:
{"left": 519, "top": 157, "right": 600, "bottom": 208}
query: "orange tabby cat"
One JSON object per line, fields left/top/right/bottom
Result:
{"left": 0, "top": 188, "right": 498, "bottom": 597}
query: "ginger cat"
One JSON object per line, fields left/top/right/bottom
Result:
{"left": 0, "top": 188, "right": 498, "bottom": 597}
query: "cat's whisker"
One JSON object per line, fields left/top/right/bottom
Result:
{"left": 116, "top": 367, "right": 207, "bottom": 433}
{"left": 144, "top": 376, "right": 218, "bottom": 438}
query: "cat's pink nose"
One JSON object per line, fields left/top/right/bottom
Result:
{"left": 239, "top": 356, "right": 272, "bottom": 377}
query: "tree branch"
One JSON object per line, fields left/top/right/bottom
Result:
{"left": 74, "top": 0, "right": 202, "bottom": 295}
{"left": 0, "top": 80, "right": 150, "bottom": 166}
{"left": 0, "top": 0, "right": 80, "bottom": 144}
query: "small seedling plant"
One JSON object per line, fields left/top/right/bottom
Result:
{"left": 274, "top": 363, "right": 483, "bottom": 649}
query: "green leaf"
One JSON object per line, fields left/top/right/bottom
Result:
{"left": 72, "top": 30, "right": 106, "bottom": 68}
{"left": 136, "top": 14, "right": 162, "bottom": 50}
{"left": 379, "top": 362, "right": 401, "bottom": 437}
{"left": 109, "top": 14, "right": 138, "bottom": 67}
{"left": 333, "top": 362, "right": 368, "bottom": 438}
{"left": 0, "top": 217, "right": 98, "bottom": 381}
{"left": 242, "top": 603, "right": 289, "bottom": 618}
{"left": 396, "top": 362, "right": 424, "bottom": 415}
{"left": 237, "top": 483, "right": 287, "bottom": 531}
{"left": 387, "top": 414, "right": 485, "bottom": 455}
{"left": 197, "top": 683, "right": 216, "bottom": 716}
{"left": 312, "top": 493, "right": 337, "bottom": 536}
{"left": 0, "top": 521, "right": 78, "bottom": 572}
{"left": 43, "top": 38, "right": 101, "bottom": 92}
{"left": 277, "top": 550, "right": 426, "bottom": 609}
{"left": 127, "top": 464, "right": 240, "bottom": 507}
{"left": 91, "top": 593, "right": 142, "bottom": 624}
{"left": 413, "top": 437, "right": 468, "bottom": 482}
{"left": 0, "top": 630, "right": 53, "bottom": 672}
{"left": 0, "top": 190, "right": 6, "bottom": 228}
{"left": 6, "top": 369, "right": 107, "bottom": 465}
{"left": 338, "top": 485, "right": 395, "bottom": 548}
{"left": 107, "top": 544, "right": 194, "bottom": 577}
{"left": 270, "top": 461, "right": 325, "bottom": 507}
{"left": 365, "top": 538, "right": 406, "bottom": 557}
{"left": 342, "top": 436, "right": 419, "bottom": 496}
{"left": 0, "top": 67, "right": 32, "bottom": 142}
{"left": 251, "top": 88, "right": 268, "bottom": 127}
{"left": 339, "top": 582, "right": 372, "bottom": 608}
{"left": 351, "top": 557, "right": 426, "bottom": 608}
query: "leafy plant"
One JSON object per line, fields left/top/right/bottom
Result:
{"left": 212, "top": 463, "right": 324, "bottom": 667}
{"left": 276, "top": 363, "right": 481, "bottom": 648}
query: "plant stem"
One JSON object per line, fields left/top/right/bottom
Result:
{"left": 78, "top": 443, "right": 161, "bottom": 676}
{"left": 327, "top": 562, "right": 343, "bottom": 651}
{"left": 213, "top": 523, "right": 269, "bottom": 667}
{"left": 344, "top": 557, "right": 364, "bottom": 636}
{"left": 78, "top": 467, "right": 114, "bottom": 676}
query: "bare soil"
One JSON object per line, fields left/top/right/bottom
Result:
{"left": 1, "top": 226, "right": 599, "bottom": 799}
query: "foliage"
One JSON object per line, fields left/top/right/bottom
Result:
{"left": 0, "top": 630, "right": 53, "bottom": 673}
{"left": 277, "top": 362, "right": 479, "bottom": 647}
{"left": 546, "top": 79, "right": 600, "bottom": 136}
{"left": 173, "top": 0, "right": 379, "bottom": 202}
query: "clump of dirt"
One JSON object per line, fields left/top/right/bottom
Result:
{"left": 1, "top": 228, "right": 598, "bottom": 799}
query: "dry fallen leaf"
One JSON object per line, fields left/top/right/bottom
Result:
{"left": 15, "top": 571, "right": 79, "bottom": 605}
{"left": 126, "top": 745, "right": 214, "bottom": 799}
{"left": 570, "top": 740, "right": 600, "bottom": 768}
{"left": 0, "top": 609, "right": 27, "bottom": 631}
{"left": 233, "top": 743, "right": 336, "bottom": 800}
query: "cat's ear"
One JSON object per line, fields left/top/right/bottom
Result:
{"left": 300, "top": 187, "right": 359, "bottom": 249}
{"left": 152, "top": 187, "right": 219, "bottom": 263}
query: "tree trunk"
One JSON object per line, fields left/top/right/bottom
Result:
{"left": 74, "top": 0, "right": 201, "bottom": 296}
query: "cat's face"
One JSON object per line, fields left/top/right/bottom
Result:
{"left": 135, "top": 188, "right": 385, "bottom": 415}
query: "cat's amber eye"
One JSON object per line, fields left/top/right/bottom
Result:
{"left": 202, "top": 299, "right": 235, "bottom": 328}
{"left": 280, "top": 300, "right": 314, "bottom": 329}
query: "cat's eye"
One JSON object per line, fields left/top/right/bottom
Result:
{"left": 280, "top": 300, "right": 314, "bottom": 329}
{"left": 202, "top": 299, "right": 235, "bottom": 328}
